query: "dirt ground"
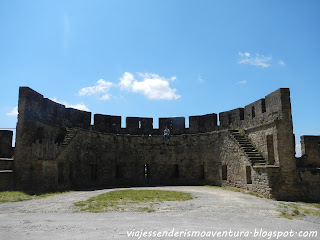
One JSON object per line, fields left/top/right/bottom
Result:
{"left": 0, "top": 186, "right": 319, "bottom": 240}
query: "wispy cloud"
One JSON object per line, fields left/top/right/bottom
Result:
{"left": 99, "top": 94, "right": 111, "bottom": 101}
{"left": 278, "top": 60, "right": 286, "bottom": 66}
{"left": 237, "top": 80, "right": 247, "bottom": 85}
{"left": 6, "top": 106, "right": 18, "bottom": 117}
{"left": 50, "top": 98, "right": 89, "bottom": 111}
{"left": 197, "top": 74, "right": 205, "bottom": 83}
{"left": 238, "top": 52, "right": 272, "bottom": 68}
{"left": 78, "top": 79, "right": 114, "bottom": 97}
{"left": 63, "top": 14, "right": 71, "bottom": 56}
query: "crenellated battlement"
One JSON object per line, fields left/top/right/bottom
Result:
{"left": 219, "top": 88, "right": 292, "bottom": 129}
{"left": 11, "top": 86, "right": 320, "bottom": 201}
{"left": 17, "top": 87, "right": 291, "bottom": 135}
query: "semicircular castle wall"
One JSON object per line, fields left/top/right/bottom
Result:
{"left": 11, "top": 87, "right": 320, "bottom": 201}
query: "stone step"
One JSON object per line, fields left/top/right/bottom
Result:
{"left": 0, "top": 170, "right": 13, "bottom": 173}
{"left": 245, "top": 152, "right": 260, "bottom": 156}
{"left": 230, "top": 130, "right": 266, "bottom": 164}
{"left": 243, "top": 148, "right": 257, "bottom": 151}
{"left": 249, "top": 157, "right": 265, "bottom": 161}
{"left": 247, "top": 152, "right": 262, "bottom": 156}
{"left": 0, "top": 158, "right": 14, "bottom": 170}
{"left": 61, "top": 129, "right": 77, "bottom": 148}
{"left": 229, "top": 130, "right": 239, "bottom": 133}
{"left": 239, "top": 144, "right": 253, "bottom": 148}
{"left": 235, "top": 137, "right": 249, "bottom": 140}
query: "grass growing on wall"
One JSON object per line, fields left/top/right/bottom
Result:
{"left": 0, "top": 191, "right": 72, "bottom": 203}
{"left": 74, "top": 190, "right": 193, "bottom": 213}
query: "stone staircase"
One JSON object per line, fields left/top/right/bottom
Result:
{"left": 229, "top": 130, "right": 266, "bottom": 165}
{"left": 61, "top": 128, "right": 77, "bottom": 149}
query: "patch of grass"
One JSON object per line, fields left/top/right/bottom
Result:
{"left": 238, "top": 129, "right": 246, "bottom": 136}
{"left": 74, "top": 190, "right": 193, "bottom": 213}
{"left": 205, "top": 185, "right": 265, "bottom": 198}
{"left": 0, "top": 191, "right": 72, "bottom": 203}
{"left": 278, "top": 202, "right": 320, "bottom": 219}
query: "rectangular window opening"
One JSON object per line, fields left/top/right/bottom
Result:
{"left": 90, "top": 164, "right": 97, "bottom": 182}
{"left": 199, "top": 165, "right": 205, "bottom": 180}
{"left": 261, "top": 99, "right": 266, "bottom": 113}
{"left": 69, "top": 163, "right": 73, "bottom": 182}
{"left": 228, "top": 114, "right": 232, "bottom": 125}
{"left": 246, "top": 166, "right": 252, "bottom": 184}
{"left": 139, "top": 120, "right": 141, "bottom": 129}
{"left": 58, "top": 162, "right": 64, "bottom": 184}
{"left": 251, "top": 106, "right": 255, "bottom": 119}
{"left": 115, "top": 165, "right": 122, "bottom": 178}
{"left": 240, "top": 109, "right": 244, "bottom": 120}
{"left": 222, "top": 164, "right": 227, "bottom": 180}
{"left": 172, "top": 164, "right": 179, "bottom": 178}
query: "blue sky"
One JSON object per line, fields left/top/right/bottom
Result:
{"left": 1, "top": 0, "right": 319, "bottom": 156}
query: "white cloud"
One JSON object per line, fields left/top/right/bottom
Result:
{"left": 6, "top": 106, "right": 18, "bottom": 117}
{"left": 278, "top": 60, "right": 286, "bottom": 66}
{"left": 99, "top": 94, "right": 111, "bottom": 101}
{"left": 78, "top": 79, "right": 113, "bottom": 96}
{"left": 239, "top": 52, "right": 250, "bottom": 57}
{"left": 119, "top": 72, "right": 135, "bottom": 91}
{"left": 119, "top": 72, "right": 181, "bottom": 100}
{"left": 79, "top": 72, "right": 181, "bottom": 101}
{"left": 132, "top": 78, "right": 180, "bottom": 100}
{"left": 238, "top": 80, "right": 247, "bottom": 85}
{"left": 238, "top": 52, "right": 272, "bottom": 68}
{"left": 50, "top": 98, "right": 89, "bottom": 111}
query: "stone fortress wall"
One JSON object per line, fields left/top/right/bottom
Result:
{"left": 1, "top": 87, "right": 319, "bottom": 201}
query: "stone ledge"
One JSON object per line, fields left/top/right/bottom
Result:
{"left": 0, "top": 158, "right": 14, "bottom": 161}
{"left": 253, "top": 165, "right": 280, "bottom": 169}
{"left": 0, "top": 170, "right": 13, "bottom": 173}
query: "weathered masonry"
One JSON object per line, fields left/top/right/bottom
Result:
{"left": 0, "top": 87, "right": 319, "bottom": 201}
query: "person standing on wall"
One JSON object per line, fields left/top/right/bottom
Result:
{"left": 163, "top": 127, "right": 170, "bottom": 141}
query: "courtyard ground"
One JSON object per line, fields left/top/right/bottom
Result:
{"left": 0, "top": 186, "right": 319, "bottom": 240}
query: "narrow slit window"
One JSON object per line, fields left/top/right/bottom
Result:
{"left": 172, "top": 164, "right": 179, "bottom": 178}
{"left": 199, "top": 165, "right": 205, "bottom": 179}
{"left": 228, "top": 114, "right": 232, "bottom": 125}
{"left": 222, "top": 165, "right": 227, "bottom": 180}
{"left": 246, "top": 166, "right": 252, "bottom": 184}
{"left": 240, "top": 109, "right": 244, "bottom": 120}
{"left": 261, "top": 99, "right": 266, "bottom": 113}
{"left": 69, "top": 163, "right": 73, "bottom": 182}
{"left": 58, "top": 162, "right": 64, "bottom": 184}
{"left": 251, "top": 106, "right": 255, "bottom": 119}
{"left": 115, "top": 165, "right": 122, "bottom": 178}
{"left": 89, "top": 164, "right": 97, "bottom": 182}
